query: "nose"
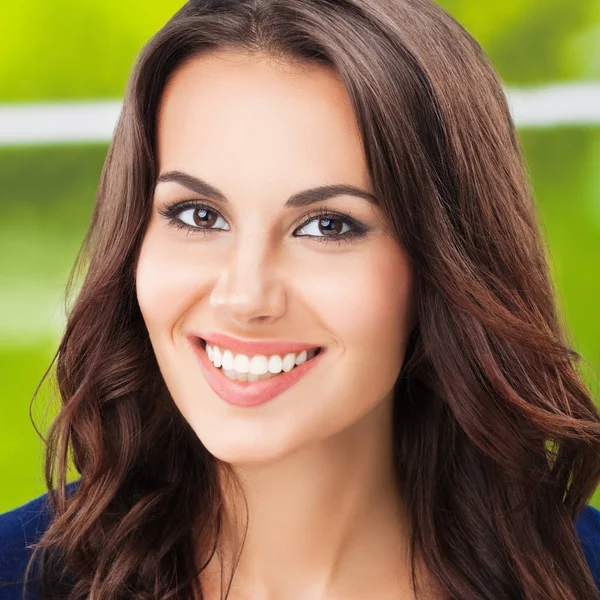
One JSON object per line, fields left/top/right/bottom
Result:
{"left": 209, "top": 236, "right": 286, "bottom": 328}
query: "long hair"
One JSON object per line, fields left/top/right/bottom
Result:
{"left": 24, "top": 0, "right": 600, "bottom": 598}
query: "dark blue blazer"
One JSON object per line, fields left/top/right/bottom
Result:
{"left": 1, "top": 488, "right": 600, "bottom": 598}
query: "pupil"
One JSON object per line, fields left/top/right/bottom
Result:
{"left": 320, "top": 218, "right": 341, "bottom": 235}
{"left": 194, "top": 208, "right": 216, "bottom": 227}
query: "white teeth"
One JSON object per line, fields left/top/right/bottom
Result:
{"left": 212, "top": 346, "right": 222, "bottom": 368}
{"left": 268, "top": 355, "right": 283, "bottom": 374}
{"left": 282, "top": 353, "right": 296, "bottom": 372}
{"left": 223, "top": 368, "right": 237, "bottom": 380}
{"left": 233, "top": 354, "right": 250, "bottom": 374}
{"left": 204, "top": 342, "right": 320, "bottom": 381}
{"left": 295, "top": 350, "right": 307, "bottom": 366}
{"left": 221, "top": 349, "right": 234, "bottom": 370}
{"left": 249, "top": 355, "right": 269, "bottom": 375}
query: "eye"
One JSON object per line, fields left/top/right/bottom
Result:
{"left": 294, "top": 214, "right": 352, "bottom": 238}
{"left": 157, "top": 201, "right": 369, "bottom": 245}
{"left": 292, "top": 209, "right": 368, "bottom": 245}
{"left": 157, "top": 200, "right": 230, "bottom": 233}
{"left": 178, "top": 206, "right": 230, "bottom": 231}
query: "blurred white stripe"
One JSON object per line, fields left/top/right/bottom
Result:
{"left": 0, "top": 100, "right": 122, "bottom": 145}
{"left": 0, "top": 82, "right": 599, "bottom": 145}
{"left": 507, "top": 82, "right": 600, "bottom": 127}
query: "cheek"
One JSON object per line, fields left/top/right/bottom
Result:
{"left": 313, "top": 239, "right": 413, "bottom": 360}
{"left": 135, "top": 233, "right": 210, "bottom": 338}
{"left": 306, "top": 238, "right": 413, "bottom": 420}
{"left": 136, "top": 231, "right": 413, "bottom": 363}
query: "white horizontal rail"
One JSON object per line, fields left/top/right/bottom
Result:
{"left": 0, "top": 82, "right": 599, "bottom": 146}
{"left": 0, "top": 101, "right": 123, "bottom": 145}
{"left": 507, "top": 82, "right": 600, "bottom": 127}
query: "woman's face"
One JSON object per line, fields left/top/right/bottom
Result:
{"left": 136, "top": 50, "right": 415, "bottom": 464}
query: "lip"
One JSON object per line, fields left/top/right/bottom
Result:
{"left": 190, "top": 331, "right": 322, "bottom": 356}
{"left": 188, "top": 336, "right": 326, "bottom": 408}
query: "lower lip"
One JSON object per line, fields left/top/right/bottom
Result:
{"left": 189, "top": 339, "right": 326, "bottom": 408}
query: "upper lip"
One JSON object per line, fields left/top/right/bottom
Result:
{"left": 189, "top": 331, "right": 323, "bottom": 356}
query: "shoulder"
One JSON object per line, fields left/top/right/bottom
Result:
{"left": 575, "top": 504, "right": 600, "bottom": 589}
{"left": 0, "top": 491, "right": 52, "bottom": 599}
{"left": 1, "top": 492, "right": 599, "bottom": 596}
{"left": 0, "top": 482, "right": 80, "bottom": 599}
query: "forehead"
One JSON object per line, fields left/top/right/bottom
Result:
{"left": 155, "top": 50, "right": 373, "bottom": 196}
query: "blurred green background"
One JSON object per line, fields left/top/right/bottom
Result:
{"left": 1, "top": 1, "right": 599, "bottom": 512}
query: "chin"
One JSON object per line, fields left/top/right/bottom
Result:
{"left": 204, "top": 442, "right": 293, "bottom": 467}
{"left": 188, "top": 419, "right": 299, "bottom": 467}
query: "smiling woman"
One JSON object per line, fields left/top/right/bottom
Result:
{"left": 1, "top": 1, "right": 600, "bottom": 599}
{"left": 136, "top": 51, "right": 416, "bottom": 476}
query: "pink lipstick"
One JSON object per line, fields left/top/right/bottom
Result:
{"left": 187, "top": 335, "right": 325, "bottom": 408}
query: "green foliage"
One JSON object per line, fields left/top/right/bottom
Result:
{"left": 441, "top": 0, "right": 600, "bottom": 83}
{"left": 0, "top": 1, "right": 185, "bottom": 101}
{"left": 0, "top": 344, "right": 58, "bottom": 510}
{"left": 1, "top": 0, "right": 599, "bottom": 101}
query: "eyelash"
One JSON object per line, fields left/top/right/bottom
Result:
{"left": 157, "top": 199, "right": 369, "bottom": 246}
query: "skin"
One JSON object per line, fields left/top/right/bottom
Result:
{"left": 135, "top": 50, "right": 429, "bottom": 599}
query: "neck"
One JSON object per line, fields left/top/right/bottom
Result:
{"left": 198, "top": 393, "right": 417, "bottom": 600}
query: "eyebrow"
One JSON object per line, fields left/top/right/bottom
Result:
{"left": 155, "top": 170, "right": 379, "bottom": 208}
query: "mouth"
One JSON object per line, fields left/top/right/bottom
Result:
{"left": 196, "top": 337, "right": 323, "bottom": 383}
{"left": 189, "top": 336, "right": 326, "bottom": 408}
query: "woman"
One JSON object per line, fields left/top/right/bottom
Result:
{"left": 2, "top": 0, "right": 600, "bottom": 598}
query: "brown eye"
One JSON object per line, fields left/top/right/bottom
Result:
{"left": 295, "top": 214, "right": 352, "bottom": 238}
{"left": 168, "top": 205, "right": 230, "bottom": 231}
{"left": 193, "top": 208, "right": 218, "bottom": 228}
{"left": 318, "top": 217, "right": 344, "bottom": 236}
{"left": 159, "top": 201, "right": 364, "bottom": 244}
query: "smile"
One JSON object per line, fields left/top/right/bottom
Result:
{"left": 188, "top": 336, "right": 325, "bottom": 408}
{"left": 203, "top": 339, "right": 321, "bottom": 382}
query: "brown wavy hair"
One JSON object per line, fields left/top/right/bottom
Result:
{"left": 23, "top": 0, "right": 600, "bottom": 598}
